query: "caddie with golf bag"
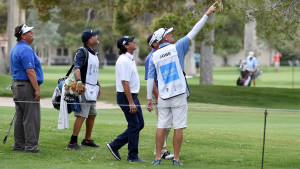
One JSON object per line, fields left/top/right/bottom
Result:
{"left": 66, "top": 29, "right": 101, "bottom": 150}
{"left": 237, "top": 51, "right": 261, "bottom": 87}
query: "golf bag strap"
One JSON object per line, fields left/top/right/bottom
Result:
{"left": 65, "top": 64, "right": 74, "bottom": 79}
{"left": 64, "top": 47, "right": 88, "bottom": 79}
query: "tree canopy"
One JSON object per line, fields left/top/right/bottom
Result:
{"left": 13, "top": 0, "right": 300, "bottom": 59}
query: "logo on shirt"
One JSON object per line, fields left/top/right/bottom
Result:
{"left": 160, "top": 61, "right": 179, "bottom": 84}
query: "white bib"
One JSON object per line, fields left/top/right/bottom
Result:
{"left": 85, "top": 51, "right": 99, "bottom": 101}
{"left": 152, "top": 44, "right": 186, "bottom": 99}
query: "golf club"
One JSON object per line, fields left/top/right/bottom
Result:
{"left": 3, "top": 113, "right": 16, "bottom": 144}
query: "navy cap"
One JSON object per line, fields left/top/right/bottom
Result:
{"left": 81, "top": 29, "right": 99, "bottom": 43}
{"left": 117, "top": 35, "right": 135, "bottom": 49}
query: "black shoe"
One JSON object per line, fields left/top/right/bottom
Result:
{"left": 106, "top": 142, "right": 121, "bottom": 160}
{"left": 81, "top": 139, "right": 100, "bottom": 147}
{"left": 128, "top": 158, "right": 147, "bottom": 162}
{"left": 66, "top": 142, "right": 81, "bottom": 150}
{"left": 25, "top": 149, "right": 44, "bottom": 153}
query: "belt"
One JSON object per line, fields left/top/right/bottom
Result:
{"left": 13, "top": 80, "right": 30, "bottom": 82}
{"left": 13, "top": 80, "right": 41, "bottom": 85}
{"left": 117, "top": 92, "right": 138, "bottom": 96}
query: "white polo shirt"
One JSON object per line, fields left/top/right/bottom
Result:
{"left": 115, "top": 52, "right": 140, "bottom": 93}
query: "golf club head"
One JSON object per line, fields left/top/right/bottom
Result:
{"left": 6, "top": 85, "right": 12, "bottom": 90}
{"left": 3, "top": 136, "right": 8, "bottom": 144}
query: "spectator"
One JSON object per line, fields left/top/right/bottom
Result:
{"left": 274, "top": 50, "right": 281, "bottom": 72}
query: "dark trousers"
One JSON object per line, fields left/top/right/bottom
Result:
{"left": 112, "top": 93, "right": 144, "bottom": 160}
{"left": 12, "top": 81, "right": 40, "bottom": 152}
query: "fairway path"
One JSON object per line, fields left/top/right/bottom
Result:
{"left": 0, "top": 97, "right": 119, "bottom": 109}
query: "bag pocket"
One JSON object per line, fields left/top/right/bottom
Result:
{"left": 84, "top": 83, "right": 99, "bottom": 101}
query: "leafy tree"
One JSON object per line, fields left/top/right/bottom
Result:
{"left": 26, "top": 9, "right": 61, "bottom": 67}
{"left": 227, "top": 0, "right": 300, "bottom": 46}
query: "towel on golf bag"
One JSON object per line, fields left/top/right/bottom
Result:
{"left": 58, "top": 86, "right": 69, "bottom": 129}
{"left": 52, "top": 78, "right": 72, "bottom": 114}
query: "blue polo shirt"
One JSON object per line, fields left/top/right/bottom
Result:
{"left": 10, "top": 41, "right": 44, "bottom": 84}
{"left": 148, "top": 36, "right": 190, "bottom": 79}
{"left": 244, "top": 56, "right": 257, "bottom": 70}
{"left": 145, "top": 48, "right": 158, "bottom": 87}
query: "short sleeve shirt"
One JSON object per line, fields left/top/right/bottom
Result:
{"left": 10, "top": 41, "right": 44, "bottom": 84}
{"left": 116, "top": 52, "right": 140, "bottom": 93}
{"left": 244, "top": 56, "right": 258, "bottom": 71}
{"left": 145, "top": 49, "right": 158, "bottom": 86}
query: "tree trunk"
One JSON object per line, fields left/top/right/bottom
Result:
{"left": 85, "top": 9, "right": 93, "bottom": 29}
{"left": 97, "top": 45, "right": 105, "bottom": 69}
{"left": 244, "top": 10, "right": 257, "bottom": 57}
{"left": 47, "top": 45, "right": 52, "bottom": 66}
{"left": 184, "top": 39, "right": 196, "bottom": 76}
{"left": 6, "top": 0, "right": 21, "bottom": 74}
{"left": 200, "top": 8, "right": 215, "bottom": 85}
{"left": 0, "top": 47, "right": 6, "bottom": 74}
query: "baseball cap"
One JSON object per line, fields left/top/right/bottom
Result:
{"left": 117, "top": 35, "right": 135, "bottom": 49}
{"left": 249, "top": 51, "right": 254, "bottom": 57}
{"left": 149, "top": 27, "right": 173, "bottom": 45}
{"left": 19, "top": 24, "right": 34, "bottom": 35}
{"left": 81, "top": 29, "right": 99, "bottom": 43}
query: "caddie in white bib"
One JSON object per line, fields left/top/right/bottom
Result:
{"left": 84, "top": 51, "right": 99, "bottom": 101}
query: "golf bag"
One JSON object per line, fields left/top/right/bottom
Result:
{"left": 52, "top": 66, "right": 74, "bottom": 114}
{"left": 237, "top": 62, "right": 251, "bottom": 86}
{"left": 237, "top": 70, "right": 251, "bottom": 86}
{"left": 52, "top": 47, "right": 88, "bottom": 113}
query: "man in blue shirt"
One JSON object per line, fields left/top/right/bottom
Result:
{"left": 147, "top": 5, "right": 216, "bottom": 166}
{"left": 10, "top": 24, "right": 44, "bottom": 153}
{"left": 145, "top": 34, "right": 174, "bottom": 160}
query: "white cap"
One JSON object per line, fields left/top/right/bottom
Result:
{"left": 248, "top": 51, "right": 254, "bottom": 57}
{"left": 19, "top": 24, "right": 34, "bottom": 35}
{"left": 149, "top": 27, "right": 173, "bottom": 45}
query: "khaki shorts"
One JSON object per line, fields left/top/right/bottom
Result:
{"left": 74, "top": 94, "right": 97, "bottom": 118}
{"left": 274, "top": 62, "right": 280, "bottom": 70}
{"left": 157, "top": 93, "right": 188, "bottom": 129}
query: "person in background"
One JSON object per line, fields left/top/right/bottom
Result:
{"left": 244, "top": 51, "right": 259, "bottom": 87}
{"left": 273, "top": 50, "right": 281, "bottom": 72}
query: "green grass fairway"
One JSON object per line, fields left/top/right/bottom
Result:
{"left": 0, "top": 106, "right": 299, "bottom": 169}
{"left": 1, "top": 65, "right": 300, "bottom": 97}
